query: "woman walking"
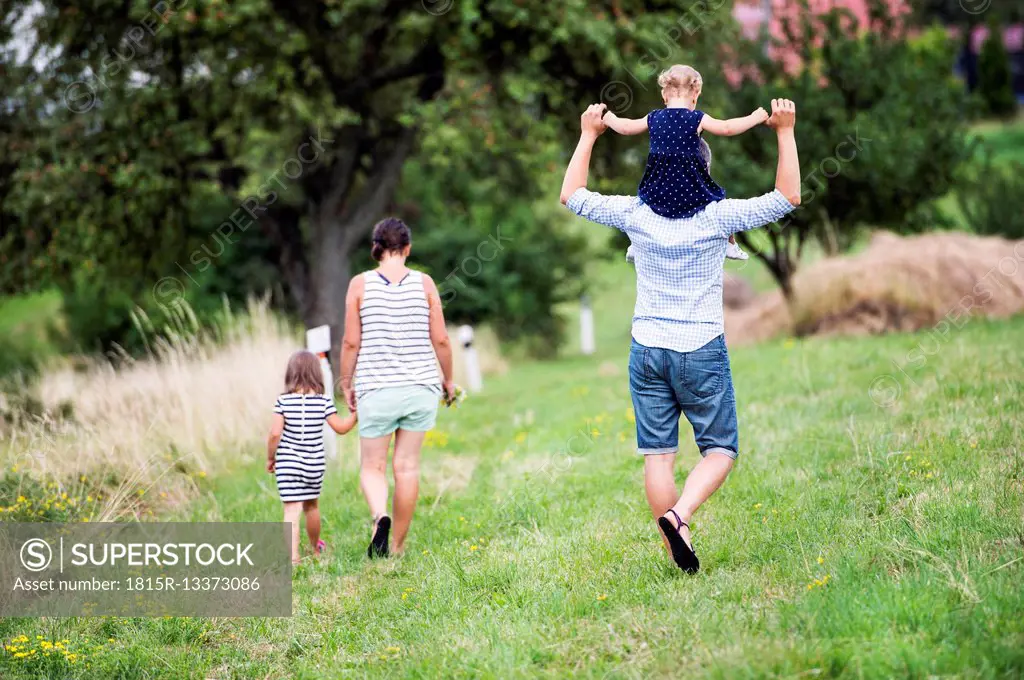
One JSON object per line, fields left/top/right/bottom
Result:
{"left": 340, "top": 217, "right": 455, "bottom": 558}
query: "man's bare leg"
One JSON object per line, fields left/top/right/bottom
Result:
{"left": 664, "top": 451, "right": 735, "bottom": 549}
{"left": 643, "top": 452, "right": 679, "bottom": 554}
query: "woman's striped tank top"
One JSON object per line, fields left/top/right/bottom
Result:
{"left": 354, "top": 270, "right": 440, "bottom": 398}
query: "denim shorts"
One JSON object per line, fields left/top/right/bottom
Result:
{"left": 628, "top": 335, "right": 739, "bottom": 458}
{"left": 357, "top": 385, "right": 439, "bottom": 439}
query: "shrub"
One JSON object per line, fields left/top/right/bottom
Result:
{"left": 977, "top": 22, "right": 1018, "bottom": 118}
{"left": 958, "top": 157, "right": 1024, "bottom": 240}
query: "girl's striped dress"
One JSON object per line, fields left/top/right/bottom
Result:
{"left": 272, "top": 393, "right": 337, "bottom": 502}
{"left": 353, "top": 270, "right": 441, "bottom": 398}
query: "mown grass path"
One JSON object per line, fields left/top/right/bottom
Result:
{"left": 2, "top": 315, "right": 1022, "bottom": 678}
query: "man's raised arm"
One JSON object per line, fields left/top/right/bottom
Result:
{"left": 559, "top": 103, "right": 608, "bottom": 205}
{"left": 709, "top": 98, "right": 802, "bottom": 237}
{"left": 767, "top": 98, "right": 801, "bottom": 206}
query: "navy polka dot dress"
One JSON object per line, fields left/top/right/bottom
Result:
{"left": 638, "top": 108, "right": 725, "bottom": 219}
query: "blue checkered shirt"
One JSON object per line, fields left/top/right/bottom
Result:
{"left": 567, "top": 188, "right": 795, "bottom": 353}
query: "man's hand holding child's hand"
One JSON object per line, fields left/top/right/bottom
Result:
{"left": 581, "top": 103, "right": 608, "bottom": 138}
{"left": 766, "top": 99, "right": 797, "bottom": 130}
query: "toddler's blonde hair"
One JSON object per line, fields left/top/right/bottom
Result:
{"left": 658, "top": 65, "right": 702, "bottom": 99}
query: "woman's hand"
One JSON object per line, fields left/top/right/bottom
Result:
{"left": 442, "top": 380, "right": 457, "bottom": 405}
{"left": 266, "top": 457, "right": 275, "bottom": 473}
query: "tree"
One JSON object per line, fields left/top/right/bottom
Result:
{"left": 709, "top": 4, "right": 972, "bottom": 298}
{"left": 3, "top": 0, "right": 728, "bottom": 356}
{"left": 977, "top": 21, "right": 1017, "bottom": 118}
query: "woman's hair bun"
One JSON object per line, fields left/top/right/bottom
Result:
{"left": 370, "top": 217, "right": 411, "bottom": 262}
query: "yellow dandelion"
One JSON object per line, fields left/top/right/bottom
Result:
{"left": 596, "top": 593, "right": 607, "bottom": 601}
{"left": 470, "top": 545, "right": 479, "bottom": 552}
{"left": 817, "top": 556, "right": 824, "bottom": 565}
{"left": 753, "top": 503, "right": 762, "bottom": 509}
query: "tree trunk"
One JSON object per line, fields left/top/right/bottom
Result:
{"left": 760, "top": 248, "right": 796, "bottom": 302}
{"left": 302, "top": 127, "right": 417, "bottom": 370}
{"left": 305, "top": 221, "right": 354, "bottom": 374}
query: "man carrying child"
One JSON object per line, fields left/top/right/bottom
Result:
{"left": 559, "top": 98, "right": 801, "bottom": 573}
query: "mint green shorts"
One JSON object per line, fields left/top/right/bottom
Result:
{"left": 357, "top": 385, "right": 440, "bottom": 439}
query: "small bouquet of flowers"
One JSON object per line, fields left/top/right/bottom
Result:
{"left": 441, "top": 384, "right": 467, "bottom": 408}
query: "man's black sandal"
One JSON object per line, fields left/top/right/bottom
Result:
{"left": 658, "top": 508, "right": 699, "bottom": 574}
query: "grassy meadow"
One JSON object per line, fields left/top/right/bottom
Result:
{"left": 1, "top": 255, "right": 1023, "bottom": 678}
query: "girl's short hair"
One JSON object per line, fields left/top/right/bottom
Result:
{"left": 284, "top": 350, "right": 325, "bottom": 394}
{"left": 658, "top": 65, "right": 702, "bottom": 98}
{"left": 370, "top": 217, "right": 412, "bottom": 262}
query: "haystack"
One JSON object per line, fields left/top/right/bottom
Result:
{"left": 726, "top": 232, "right": 1024, "bottom": 345}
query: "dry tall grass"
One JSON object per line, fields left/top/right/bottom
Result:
{"left": 727, "top": 232, "right": 1024, "bottom": 344}
{"left": 1, "top": 300, "right": 299, "bottom": 518}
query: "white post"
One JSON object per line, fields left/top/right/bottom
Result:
{"left": 305, "top": 325, "right": 337, "bottom": 460}
{"left": 580, "top": 294, "right": 595, "bottom": 356}
{"left": 458, "top": 324, "right": 483, "bottom": 393}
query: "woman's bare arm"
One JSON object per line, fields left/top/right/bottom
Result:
{"left": 339, "top": 275, "right": 364, "bottom": 411}
{"left": 421, "top": 274, "right": 454, "bottom": 397}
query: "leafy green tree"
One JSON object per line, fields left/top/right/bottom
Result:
{"left": 911, "top": 0, "right": 1022, "bottom": 27}
{"left": 977, "top": 21, "right": 1018, "bottom": 118}
{"left": 710, "top": 6, "right": 972, "bottom": 298}
{"left": 3, "top": 0, "right": 726, "bottom": 356}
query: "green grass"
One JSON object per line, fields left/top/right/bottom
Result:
{"left": 0, "top": 290, "right": 63, "bottom": 377}
{"left": 972, "top": 113, "right": 1024, "bottom": 167}
{"left": 2, "top": 276, "right": 1024, "bottom": 677}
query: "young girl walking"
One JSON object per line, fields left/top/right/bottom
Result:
{"left": 604, "top": 64, "right": 768, "bottom": 260}
{"left": 267, "top": 350, "right": 356, "bottom": 565}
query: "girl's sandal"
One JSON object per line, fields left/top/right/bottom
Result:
{"left": 314, "top": 539, "right": 326, "bottom": 557}
{"left": 367, "top": 515, "right": 391, "bottom": 559}
{"left": 657, "top": 508, "right": 700, "bottom": 574}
